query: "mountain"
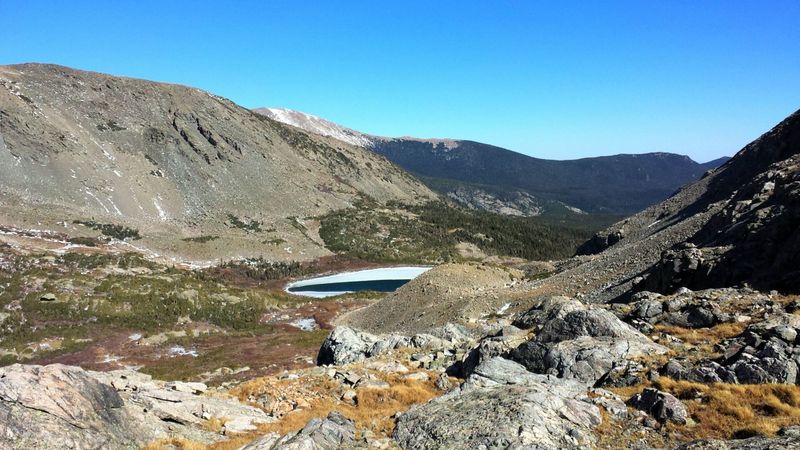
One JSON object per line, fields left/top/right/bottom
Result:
{"left": 0, "top": 64, "right": 436, "bottom": 262}
{"left": 698, "top": 155, "right": 731, "bottom": 171}
{"left": 255, "top": 107, "right": 729, "bottom": 217}
{"left": 579, "top": 108, "right": 800, "bottom": 294}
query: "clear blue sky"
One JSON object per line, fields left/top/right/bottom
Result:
{"left": 2, "top": 1, "right": 799, "bottom": 162}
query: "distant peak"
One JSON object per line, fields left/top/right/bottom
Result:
{"left": 253, "top": 107, "right": 374, "bottom": 148}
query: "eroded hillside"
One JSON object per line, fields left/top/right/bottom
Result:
{"left": 0, "top": 64, "right": 436, "bottom": 264}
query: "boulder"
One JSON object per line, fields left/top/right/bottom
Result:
{"left": 631, "top": 299, "right": 664, "bottom": 321}
{"left": 508, "top": 299, "right": 667, "bottom": 384}
{"left": 459, "top": 333, "right": 527, "bottom": 378}
{"left": 368, "top": 335, "right": 412, "bottom": 356}
{"left": 317, "top": 326, "right": 379, "bottom": 365}
{"left": 511, "top": 296, "right": 583, "bottom": 329}
{"left": 534, "top": 305, "right": 654, "bottom": 344}
{"left": 628, "top": 388, "right": 688, "bottom": 424}
{"left": 667, "top": 305, "right": 719, "bottom": 328}
{"left": 671, "top": 314, "right": 800, "bottom": 385}
{"left": 513, "top": 336, "right": 665, "bottom": 384}
{"left": 431, "top": 323, "right": 474, "bottom": 344}
{"left": 317, "top": 325, "right": 470, "bottom": 367}
{"left": 677, "top": 427, "right": 800, "bottom": 449}
{"left": 394, "top": 357, "right": 602, "bottom": 449}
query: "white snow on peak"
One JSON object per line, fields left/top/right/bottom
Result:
{"left": 254, "top": 107, "right": 374, "bottom": 148}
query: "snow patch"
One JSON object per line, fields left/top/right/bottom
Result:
{"left": 169, "top": 346, "right": 199, "bottom": 357}
{"left": 256, "top": 107, "right": 374, "bottom": 148}
{"left": 84, "top": 189, "right": 110, "bottom": 214}
{"left": 289, "top": 317, "right": 318, "bottom": 331}
{"left": 153, "top": 197, "right": 168, "bottom": 221}
{"left": 101, "top": 354, "right": 121, "bottom": 364}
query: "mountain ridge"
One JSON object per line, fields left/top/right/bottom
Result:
{"left": 256, "top": 106, "right": 730, "bottom": 216}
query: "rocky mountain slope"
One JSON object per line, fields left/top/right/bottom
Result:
{"left": 256, "top": 106, "right": 729, "bottom": 217}
{"left": 0, "top": 64, "right": 436, "bottom": 263}
{"left": 578, "top": 108, "right": 800, "bottom": 296}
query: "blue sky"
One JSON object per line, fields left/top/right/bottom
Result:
{"left": 2, "top": 1, "right": 798, "bottom": 162}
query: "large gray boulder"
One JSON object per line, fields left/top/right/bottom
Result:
{"left": 537, "top": 307, "right": 643, "bottom": 342}
{"left": 512, "top": 296, "right": 583, "bottom": 330}
{"left": 514, "top": 336, "right": 664, "bottom": 384}
{"left": 317, "top": 324, "right": 475, "bottom": 366}
{"left": 459, "top": 332, "right": 529, "bottom": 378}
{"left": 394, "top": 357, "right": 602, "bottom": 449}
{"left": 317, "top": 326, "right": 381, "bottom": 365}
{"left": 509, "top": 299, "right": 667, "bottom": 384}
{"left": 628, "top": 387, "right": 688, "bottom": 424}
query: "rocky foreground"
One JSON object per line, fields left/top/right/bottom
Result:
{"left": 4, "top": 286, "right": 800, "bottom": 449}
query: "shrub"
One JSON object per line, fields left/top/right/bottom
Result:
{"left": 72, "top": 220, "right": 140, "bottom": 241}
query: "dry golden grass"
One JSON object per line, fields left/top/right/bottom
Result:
{"left": 594, "top": 408, "right": 667, "bottom": 450}
{"left": 656, "top": 322, "right": 747, "bottom": 346}
{"left": 213, "top": 367, "right": 442, "bottom": 448}
{"left": 656, "top": 378, "right": 800, "bottom": 439}
{"left": 608, "top": 378, "right": 800, "bottom": 443}
{"left": 654, "top": 322, "right": 747, "bottom": 360}
{"left": 201, "top": 417, "right": 228, "bottom": 433}
{"left": 141, "top": 433, "right": 265, "bottom": 450}
{"left": 141, "top": 437, "right": 207, "bottom": 450}
{"left": 772, "top": 294, "right": 800, "bottom": 309}
{"left": 253, "top": 373, "right": 440, "bottom": 437}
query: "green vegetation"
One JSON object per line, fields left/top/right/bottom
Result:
{"left": 217, "top": 258, "right": 314, "bottom": 281}
{"left": 67, "top": 236, "right": 101, "bottom": 247}
{"left": 96, "top": 120, "right": 126, "bottom": 132}
{"left": 182, "top": 235, "right": 219, "bottom": 243}
{"left": 319, "top": 200, "right": 616, "bottom": 263}
{"left": 0, "top": 250, "right": 320, "bottom": 377}
{"left": 226, "top": 214, "right": 263, "bottom": 233}
{"left": 73, "top": 220, "right": 141, "bottom": 241}
{"left": 262, "top": 238, "right": 287, "bottom": 246}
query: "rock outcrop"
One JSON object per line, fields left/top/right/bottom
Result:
{"left": 317, "top": 324, "right": 474, "bottom": 366}
{"left": 551, "top": 109, "right": 800, "bottom": 304}
{"left": 394, "top": 357, "right": 602, "bottom": 449}
{"left": 508, "top": 297, "right": 667, "bottom": 384}
{"left": 628, "top": 387, "right": 689, "bottom": 424}
{"left": 0, "top": 364, "right": 271, "bottom": 449}
{"left": 0, "top": 364, "right": 153, "bottom": 449}
{"left": 678, "top": 427, "right": 800, "bottom": 449}
{"left": 664, "top": 313, "right": 800, "bottom": 385}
